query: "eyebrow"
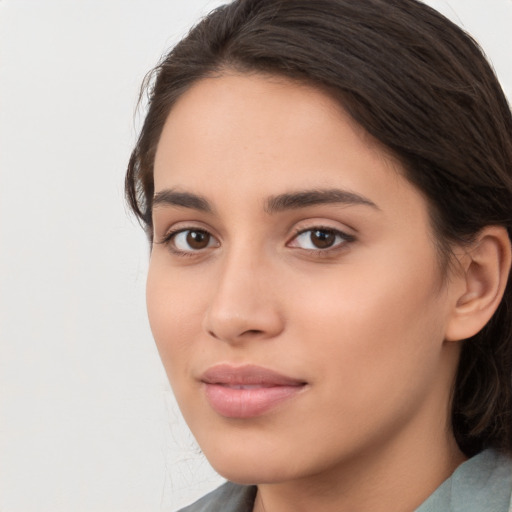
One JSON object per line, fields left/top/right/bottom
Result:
{"left": 264, "top": 189, "right": 379, "bottom": 213}
{"left": 152, "top": 189, "right": 213, "bottom": 213}
{"left": 152, "top": 187, "right": 379, "bottom": 214}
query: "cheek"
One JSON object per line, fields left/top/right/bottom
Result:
{"left": 146, "top": 261, "right": 207, "bottom": 380}
{"left": 287, "top": 253, "right": 447, "bottom": 404}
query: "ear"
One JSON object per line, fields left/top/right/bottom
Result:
{"left": 445, "top": 226, "right": 511, "bottom": 342}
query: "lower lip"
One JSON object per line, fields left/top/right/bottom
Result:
{"left": 203, "top": 383, "right": 305, "bottom": 418}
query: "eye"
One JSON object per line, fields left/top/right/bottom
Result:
{"left": 163, "top": 228, "right": 219, "bottom": 253}
{"left": 289, "top": 227, "right": 353, "bottom": 251}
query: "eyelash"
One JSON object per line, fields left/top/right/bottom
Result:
{"left": 290, "top": 226, "right": 356, "bottom": 255}
{"left": 157, "top": 226, "right": 355, "bottom": 257}
{"left": 157, "top": 227, "right": 217, "bottom": 257}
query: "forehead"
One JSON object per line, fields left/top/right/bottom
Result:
{"left": 153, "top": 72, "right": 426, "bottom": 221}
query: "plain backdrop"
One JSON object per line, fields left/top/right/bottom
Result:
{"left": 0, "top": 1, "right": 510, "bottom": 511}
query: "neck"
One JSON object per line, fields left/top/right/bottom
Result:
{"left": 253, "top": 412, "right": 466, "bottom": 512}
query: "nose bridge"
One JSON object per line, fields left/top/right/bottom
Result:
{"left": 203, "top": 242, "right": 283, "bottom": 343}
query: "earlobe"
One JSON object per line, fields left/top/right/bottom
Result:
{"left": 445, "top": 226, "right": 512, "bottom": 342}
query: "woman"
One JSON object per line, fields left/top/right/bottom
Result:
{"left": 126, "top": 0, "right": 512, "bottom": 510}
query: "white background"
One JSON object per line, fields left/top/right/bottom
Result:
{"left": 0, "top": 1, "right": 510, "bottom": 511}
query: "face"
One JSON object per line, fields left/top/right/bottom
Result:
{"left": 148, "top": 73, "right": 461, "bottom": 485}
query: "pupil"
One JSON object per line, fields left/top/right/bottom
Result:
{"left": 186, "top": 230, "right": 209, "bottom": 249}
{"left": 311, "top": 230, "right": 335, "bottom": 248}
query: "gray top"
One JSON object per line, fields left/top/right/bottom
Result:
{"left": 178, "top": 449, "right": 512, "bottom": 512}
{"left": 416, "top": 449, "right": 512, "bottom": 512}
{"left": 178, "top": 483, "right": 255, "bottom": 512}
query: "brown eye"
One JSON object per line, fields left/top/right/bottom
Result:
{"left": 310, "top": 229, "right": 336, "bottom": 248}
{"left": 186, "top": 230, "right": 211, "bottom": 249}
{"left": 171, "top": 229, "right": 217, "bottom": 252}
{"left": 289, "top": 227, "right": 354, "bottom": 252}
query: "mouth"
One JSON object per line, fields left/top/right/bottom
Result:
{"left": 200, "top": 364, "right": 307, "bottom": 419}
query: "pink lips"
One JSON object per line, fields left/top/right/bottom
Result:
{"left": 201, "top": 364, "right": 306, "bottom": 418}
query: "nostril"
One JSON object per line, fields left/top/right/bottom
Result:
{"left": 242, "top": 329, "right": 264, "bottom": 336}
{"left": 207, "top": 328, "right": 263, "bottom": 340}
{"left": 203, "top": 300, "right": 284, "bottom": 343}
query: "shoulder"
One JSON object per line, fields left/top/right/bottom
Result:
{"left": 177, "top": 482, "right": 257, "bottom": 512}
{"left": 416, "top": 449, "right": 512, "bottom": 512}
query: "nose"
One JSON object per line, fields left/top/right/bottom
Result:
{"left": 202, "top": 253, "right": 285, "bottom": 344}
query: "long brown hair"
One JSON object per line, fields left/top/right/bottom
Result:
{"left": 126, "top": 0, "right": 512, "bottom": 456}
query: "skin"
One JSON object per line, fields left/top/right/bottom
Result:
{"left": 147, "top": 73, "right": 469, "bottom": 512}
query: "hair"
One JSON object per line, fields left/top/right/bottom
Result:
{"left": 126, "top": 0, "right": 512, "bottom": 456}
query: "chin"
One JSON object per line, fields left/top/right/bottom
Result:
{"left": 199, "top": 440, "right": 299, "bottom": 485}
{"left": 211, "top": 461, "right": 292, "bottom": 486}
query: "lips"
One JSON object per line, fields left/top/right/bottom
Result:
{"left": 201, "top": 364, "right": 307, "bottom": 418}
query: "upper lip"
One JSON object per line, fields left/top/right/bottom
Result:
{"left": 201, "top": 364, "right": 306, "bottom": 387}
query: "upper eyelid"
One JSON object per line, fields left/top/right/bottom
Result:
{"left": 157, "top": 228, "right": 220, "bottom": 257}
{"left": 289, "top": 227, "right": 355, "bottom": 243}
{"left": 289, "top": 213, "right": 358, "bottom": 232}
{"left": 155, "top": 220, "right": 356, "bottom": 245}
{"left": 156, "top": 220, "right": 218, "bottom": 239}
{"left": 157, "top": 228, "right": 352, "bottom": 259}
{"left": 289, "top": 222, "right": 356, "bottom": 240}
{"left": 159, "top": 226, "right": 217, "bottom": 244}
{"left": 293, "top": 225, "right": 349, "bottom": 235}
